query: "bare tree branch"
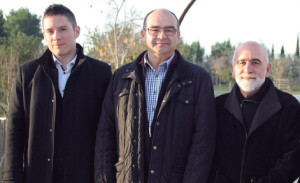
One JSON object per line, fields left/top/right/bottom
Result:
{"left": 179, "top": 0, "right": 196, "bottom": 26}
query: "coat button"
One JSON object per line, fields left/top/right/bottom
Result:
{"left": 185, "top": 100, "right": 189, "bottom": 104}
{"left": 150, "top": 170, "right": 155, "bottom": 174}
{"left": 153, "top": 146, "right": 157, "bottom": 150}
{"left": 156, "top": 122, "right": 160, "bottom": 126}
{"left": 132, "top": 164, "right": 136, "bottom": 168}
{"left": 133, "top": 116, "right": 137, "bottom": 120}
{"left": 49, "top": 129, "right": 52, "bottom": 132}
{"left": 177, "top": 84, "right": 181, "bottom": 87}
{"left": 47, "top": 158, "right": 51, "bottom": 162}
{"left": 51, "top": 99, "right": 54, "bottom": 102}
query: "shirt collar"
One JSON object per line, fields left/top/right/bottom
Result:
{"left": 143, "top": 51, "right": 174, "bottom": 70}
{"left": 53, "top": 54, "right": 77, "bottom": 70}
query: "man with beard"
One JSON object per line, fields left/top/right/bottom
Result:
{"left": 210, "top": 41, "right": 300, "bottom": 183}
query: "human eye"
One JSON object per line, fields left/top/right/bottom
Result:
{"left": 150, "top": 28, "right": 160, "bottom": 33}
{"left": 46, "top": 30, "right": 54, "bottom": 34}
{"left": 60, "top": 27, "right": 67, "bottom": 31}
{"left": 252, "top": 59, "right": 261, "bottom": 65}
{"left": 237, "top": 60, "right": 246, "bottom": 65}
{"left": 165, "top": 28, "right": 174, "bottom": 33}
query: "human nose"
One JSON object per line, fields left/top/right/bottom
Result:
{"left": 157, "top": 29, "right": 167, "bottom": 39}
{"left": 243, "top": 61, "right": 253, "bottom": 73}
{"left": 53, "top": 31, "right": 61, "bottom": 40}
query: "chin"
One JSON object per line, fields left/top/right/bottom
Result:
{"left": 236, "top": 78, "right": 265, "bottom": 93}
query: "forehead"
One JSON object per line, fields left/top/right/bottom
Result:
{"left": 43, "top": 15, "right": 72, "bottom": 29}
{"left": 146, "top": 10, "right": 177, "bottom": 27}
{"left": 235, "top": 44, "right": 267, "bottom": 62}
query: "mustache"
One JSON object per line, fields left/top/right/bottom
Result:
{"left": 239, "top": 74, "right": 257, "bottom": 79}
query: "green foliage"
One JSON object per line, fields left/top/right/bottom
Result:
{"left": 4, "top": 8, "right": 42, "bottom": 39}
{"left": 280, "top": 45, "right": 285, "bottom": 58}
{"left": 0, "top": 10, "right": 5, "bottom": 37}
{"left": 177, "top": 39, "right": 205, "bottom": 65}
{"left": 0, "top": 8, "right": 43, "bottom": 63}
{"left": 208, "top": 40, "right": 235, "bottom": 86}
{"left": 3, "top": 32, "right": 43, "bottom": 63}
{"left": 270, "top": 44, "right": 275, "bottom": 60}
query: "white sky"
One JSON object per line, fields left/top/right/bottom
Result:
{"left": 2, "top": 0, "right": 300, "bottom": 55}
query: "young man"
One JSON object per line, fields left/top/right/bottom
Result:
{"left": 94, "top": 9, "right": 216, "bottom": 183}
{"left": 212, "top": 41, "right": 300, "bottom": 183}
{"left": 3, "top": 4, "right": 111, "bottom": 183}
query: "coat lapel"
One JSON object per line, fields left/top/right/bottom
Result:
{"left": 224, "top": 84, "right": 245, "bottom": 126}
{"left": 248, "top": 82, "right": 281, "bottom": 136}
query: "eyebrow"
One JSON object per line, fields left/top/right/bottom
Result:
{"left": 45, "top": 25, "right": 68, "bottom": 31}
{"left": 148, "top": 26, "right": 176, "bottom": 29}
{"left": 238, "top": 58, "right": 262, "bottom": 62}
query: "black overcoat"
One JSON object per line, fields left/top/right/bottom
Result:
{"left": 3, "top": 44, "right": 112, "bottom": 183}
{"left": 212, "top": 79, "right": 300, "bottom": 183}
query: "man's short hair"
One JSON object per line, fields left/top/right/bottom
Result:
{"left": 43, "top": 4, "right": 77, "bottom": 29}
{"left": 143, "top": 9, "right": 180, "bottom": 31}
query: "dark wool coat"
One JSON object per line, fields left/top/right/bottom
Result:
{"left": 94, "top": 50, "right": 216, "bottom": 183}
{"left": 3, "top": 44, "right": 112, "bottom": 183}
{"left": 212, "top": 79, "right": 300, "bottom": 183}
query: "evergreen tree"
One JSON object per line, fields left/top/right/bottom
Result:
{"left": 270, "top": 44, "right": 275, "bottom": 60}
{"left": 295, "top": 34, "right": 299, "bottom": 59}
{"left": 4, "top": 8, "right": 42, "bottom": 39}
{"left": 280, "top": 46, "right": 285, "bottom": 58}
{"left": 0, "top": 10, "right": 5, "bottom": 37}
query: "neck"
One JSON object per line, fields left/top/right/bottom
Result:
{"left": 240, "top": 87, "right": 261, "bottom": 98}
{"left": 147, "top": 52, "right": 173, "bottom": 70}
{"left": 54, "top": 51, "right": 77, "bottom": 70}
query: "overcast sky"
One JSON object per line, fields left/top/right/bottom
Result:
{"left": 2, "top": 0, "right": 300, "bottom": 55}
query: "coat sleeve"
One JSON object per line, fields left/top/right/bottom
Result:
{"left": 94, "top": 74, "right": 117, "bottom": 183}
{"left": 3, "top": 66, "right": 26, "bottom": 183}
{"left": 257, "top": 98, "right": 300, "bottom": 183}
{"left": 183, "top": 71, "right": 216, "bottom": 183}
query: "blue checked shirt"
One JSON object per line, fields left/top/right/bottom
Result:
{"left": 144, "top": 52, "right": 174, "bottom": 130}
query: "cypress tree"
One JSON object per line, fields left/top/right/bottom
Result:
{"left": 280, "top": 46, "right": 285, "bottom": 58}
{"left": 295, "top": 34, "right": 299, "bottom": 59}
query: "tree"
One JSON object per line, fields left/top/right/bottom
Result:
{"left": 208, "top": 40, "right": 235, "bottom": 87}
{"left": 177, "top": 40, "right": 205, "bottom": 65}
{"left": 295, "top": 34, "right": 299, "bottom": 60}
{"left": 270, "top": 44, "right": 275, "bottom": 60}
{"left": 190, "top": 41, "right": 205, "bottom": 63}
{"left": 0, "top": 8, "right": 44, "bottom": 115}
{"left": 86, "top": 0, "right": 144, "bottom": 70}
{"left": 5, "top": 32, "right": 44, "bottom": 63}
{"left": 0, "top": 45, "right": 18, "bottom": 115}
{"left": 1, "top": 8, "right": 43, "bottom": 63}
{"left": 0, "top": 10, "right": 5, "bottom": 38}
{"left": 280, "top": 45, "right": 285, "bottom": 58}
{"left": 4, "top": 8, "right": 42, "bottom": 39}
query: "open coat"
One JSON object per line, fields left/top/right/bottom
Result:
{"left": 212, "top": 79, "right": 300, "bottom": 183}
{"left": 94, "top": 50, "right": 216, "bottom": 183}
{"left": 3, "top": 44, "right": 112, "bottom": 183}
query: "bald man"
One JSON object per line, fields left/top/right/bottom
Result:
{"left": 94, "top": 9, "right": 216, "bottom": 183}
{"left": 211, "top": 41, "right": 300, "bottom": 183}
